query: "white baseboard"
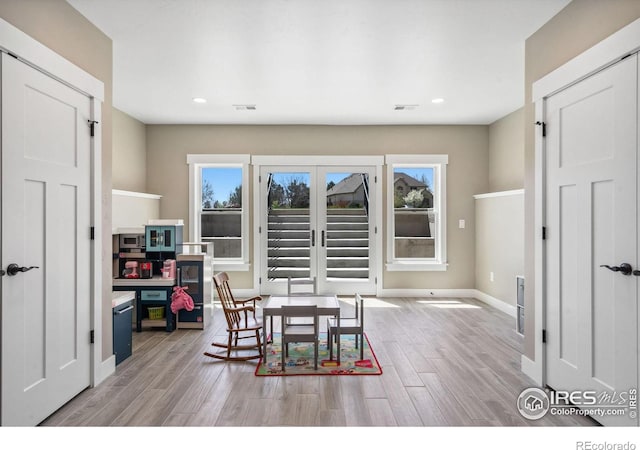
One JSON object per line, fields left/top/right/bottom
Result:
{"left": 521, "top": 354, "right": 543, "bottom": 386}
{"left": 94, "top": 355, "right": 115, "bottom": 386}
{"left": 472, "top": 290, "right": 517, "bottom": 318}
{"left": 217, "top": 289, "right": 260, "bottom": 299}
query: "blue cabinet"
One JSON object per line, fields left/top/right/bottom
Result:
{"left": 146, "top": 225, "right": 183, "bottom": 252}
{"left": 113, "top": 299, "right": 133, "bottom": 365}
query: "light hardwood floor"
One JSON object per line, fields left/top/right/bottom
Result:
{"left": 41, "top": 296, "right": 596, "bottom": 427}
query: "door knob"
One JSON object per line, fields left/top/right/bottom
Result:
{"left": 6, "top": 264, "right": 39, "bottom": 276}
{"left": 0, "top": 269, "right": 5, "bottom": 276}
{"left": 600, "top": 263, "right": 633, "bottom": 276}
{"left": 633, "top": 270, "right": 640, "bottom": 277}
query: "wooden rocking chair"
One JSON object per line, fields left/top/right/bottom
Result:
{"left": 205, "top": 272, "right": 264, "bottom": 361}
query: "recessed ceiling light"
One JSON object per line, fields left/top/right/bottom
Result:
{"left": 394, "top": 104, "right": 419, "bottom": 111}
{"left": 192, "top": 97, "right": 207, "bottom": 104}
{"left": 431, "top": 98, "right": 445, "bottom": 104}
{"left": 233, "top": 104, "right": 256, "bottom": 110}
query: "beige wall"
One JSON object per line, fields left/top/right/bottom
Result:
{"left": 475, "top": 193, "right": 524, "bottom": 307}
{"left": 113, "top": 108, "right": 147, "bottom": 192}
{"left": 146, "top": 124, "right": 489, "bottom": 290}
{"left": 488, "top": 107, "right": 524, "bottom": 191}
{"left": 524, "top": 0, "right": 640, "bottom": 359}
{"left": 0, "top": 0, "right": 114, "bottom": 361}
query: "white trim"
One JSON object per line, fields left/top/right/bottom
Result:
{"left": 473, "top": 290, "right": 517, "bottom": 318}
{"left": 533, "top": 99, "right": 547, "bottom": 389}
{"left": 521, "top": 355, "right": 543, "bottom": 386}
{"left": 373, "top": 163, "right": 384, "bottom": 296}
{"left": 252, "top": 165, "right": 261, "bottom": 292}
{"left": 112, "top": 189, "right": 162, "bottom": 200}
{"left": 533, "top": 17, "right": 640, "bottom": 101}
{"left": 0, "top": 18, "right": 104, "bottom": 101}
{"left": 90, "top": 98, "right": 104, "bottom": 387}
{"left": 0, "top": 18, "right": 106, "bottom": 391}
{"left": 94, "top": 356, "right": 116, "bottom": 386}
{"left": 385, "top": 154, "right": 448, "bottom": 270}
{"left": 251, "top": 155, "right": 384, "bottom": 166}
{"left": 187, "top": 154, "right": 250, "bottom": 266}
{"left": 188, "top": 160, "right": 198, "bottom": 241}
{"left": 473, "top": 189, "right": 524, "bottom": 200}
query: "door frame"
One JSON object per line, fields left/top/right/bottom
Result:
{"left": 529, "top": 17, "right": 640, "bottom": 387}
{"left": 0, "top": 17, "right": 105, "bottom": 409}
{"left": 252, "top": 155, "right": 383, "bottom": 295}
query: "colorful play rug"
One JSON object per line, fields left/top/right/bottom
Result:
{"left": 255, "top": 333, "right": 383, "bottom": 376}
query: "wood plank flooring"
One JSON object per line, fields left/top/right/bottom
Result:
{"left": 40, "top": 296, "right": 597, "bottom": 427}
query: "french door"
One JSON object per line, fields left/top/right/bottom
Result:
{"left": 257, "top": 161, "right": 379, "bottom": 295}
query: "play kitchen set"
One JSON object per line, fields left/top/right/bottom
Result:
{"left": 112, "top": 220, "right": 212, "bottom": 363}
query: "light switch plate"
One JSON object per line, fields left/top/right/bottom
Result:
{"left": 459, "top": 219, "right": 465, "bottom": 229}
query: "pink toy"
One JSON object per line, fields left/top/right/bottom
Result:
{"left": 171, "top": 285, "right": 194, "bottom": 313}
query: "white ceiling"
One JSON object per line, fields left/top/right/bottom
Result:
{"left": 66, "top": 0, "right": 571, "bottom": 125}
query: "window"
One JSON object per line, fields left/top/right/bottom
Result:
{"left": 385, "top": 154, "right": 448, "bottom": 271}
{"left": 187, "top": 154, "right": 250, "bottom": 270}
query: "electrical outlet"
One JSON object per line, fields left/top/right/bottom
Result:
{"left": 490, "top": 272, "right": 494, "bottom": 282}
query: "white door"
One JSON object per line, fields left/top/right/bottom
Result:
{"left": 1, "top": 53, "right": 92, "bottom": 426}
{"left": 260, "top": 165, "right": 377, "bottom": 295}
{"left": 545, "top": 54, "right": 638, "bottom": 426}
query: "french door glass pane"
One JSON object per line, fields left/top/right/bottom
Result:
{"left": 267, "top": 172, "right": 311, "bottom": 280}
{"left": 325, "top": 172, "right": 370, "bottom": 280}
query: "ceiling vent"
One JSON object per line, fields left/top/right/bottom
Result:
{"left": 394, "top": 104, "right": 419, "bottom": 111}
{"left": 233, "top": 104, "right": 256, "bottom": 111}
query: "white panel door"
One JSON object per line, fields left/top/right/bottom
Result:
{"left": 545, "top": 54, "right": 638, "bottom": 426}
{"left": 1, "top": 53, "right": 92, "bottom": 426}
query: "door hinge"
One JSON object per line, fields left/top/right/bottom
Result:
{"left": 90, "top": 226, "right": 95, "bottom": 240}
{"left": 542, "top": 226, "right": 547, "bottom": 240}
{"left": 542, "top": 329, "right": 547, "bottom": 344}
{"left": 88, "top": 120, "right": 99, "bottom": 137}
{"left": 535, "top": 121, "right": 546, "bottom": 137}
{"left": 259, "top": 175, "right": 261, "bottom": 183}
{"left": 90, "top": 330, "right": 95, "bottom": 344}
{"left": 259, "top": 226, "right": 262, "bottom": 234}
{"left": 374, "top": 176, "right": 377, "bottom": 183}
{"left": 375, "top": 277, "right": 378, "bottom": 285}
{"left": 259, "top": 277, "right": 262, "bottom": 284}
{"left": 375, "top": 226, "right": 377, "bottom": 234}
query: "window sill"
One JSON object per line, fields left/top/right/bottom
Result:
{"left": 213, "top": 262, "right": 251, "bottom": 272}
{"left": 386, "top": 262, "right": 447, "bottom": 272}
